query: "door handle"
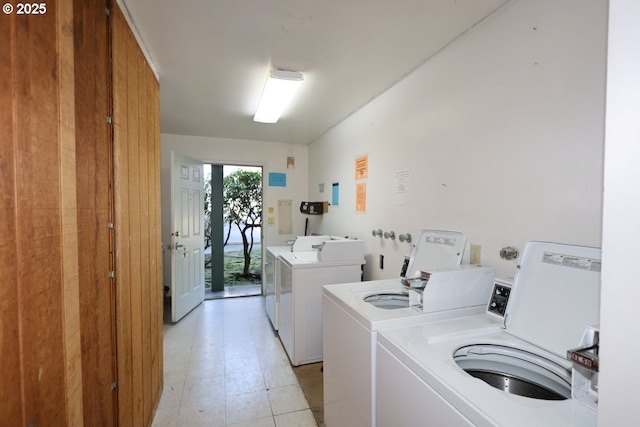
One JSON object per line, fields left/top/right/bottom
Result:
{"left": 173, "top": 242, "right": 188, "bottom": 257}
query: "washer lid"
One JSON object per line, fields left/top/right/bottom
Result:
{"left": 504, "top": 241, "right": 601, "bottom": 358}
{"left": 405, "top": 229, "right": 466, "bottom": 278}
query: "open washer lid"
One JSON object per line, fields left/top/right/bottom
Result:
{"left": 504, "top": 241, "right": 601, "bottom": 358}
{"left": 405, "top": 229, "right": 466, "bottom": 278}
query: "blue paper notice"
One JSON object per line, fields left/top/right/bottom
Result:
{"left": 269, "top": 172, "right": 287, "bottom": 187}
{"left": 332, "top": 182, "right": 339, "bottom": 206}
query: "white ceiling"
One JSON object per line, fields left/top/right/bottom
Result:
{"left": 121, "top": 0, "right": 509, "bottom": 145}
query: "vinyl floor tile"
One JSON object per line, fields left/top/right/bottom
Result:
{"left": 154, "top": 296, "right": 319, "bottom": 426}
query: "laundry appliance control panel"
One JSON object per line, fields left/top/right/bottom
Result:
{"left": 400, "top": 256, "right": 410, "bottom": 278}
{"left": 486, "top": 279, "right": 512, "bottom": 319}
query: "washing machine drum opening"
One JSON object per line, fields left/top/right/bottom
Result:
{"left": 363, "top": 293, "right": 409, "bottom": 310}
{"left": 453, "top": 344, "right": 572, "bottom": 401}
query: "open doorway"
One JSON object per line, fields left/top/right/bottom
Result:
{"left": 203, "top": 164, "right": 263, "bottom": 299}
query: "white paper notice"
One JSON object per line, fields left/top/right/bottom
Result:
{"left": 394, "top": 169, "right": 410, "bottom": 205}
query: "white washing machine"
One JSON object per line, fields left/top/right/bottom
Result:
{"left": 376, "top": 241, "right": 601, "bottom": 427}
{"left": 264, "top": 245, "right": 293, "bottom": 331}
{"left": 279, "top": 239, "right": 365, "bottom": 366}
{"left": 323, "top": 229, "right": 496, "bottom": 427}
{"left": 264, "top": 236, "right": 331, "bottom": 331}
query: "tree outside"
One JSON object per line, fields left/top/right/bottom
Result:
{"left": 204, "top": 166, "right": 262, "bottom": 286}
{"left": 223, "top": 169, "right": 262, "bottom": 277}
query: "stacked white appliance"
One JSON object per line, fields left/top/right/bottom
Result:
{"left": 279, "top": 237, "right": 366, "bottom": 366}
{"left": 376, "top": 241, "right": 600, "bottom": 427}
{"left": 323, "top": 229, "right": 496, "bottom": 427}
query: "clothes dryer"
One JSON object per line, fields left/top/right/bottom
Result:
{"left": 376, "top": 241, "right": 600, "bottom": 427}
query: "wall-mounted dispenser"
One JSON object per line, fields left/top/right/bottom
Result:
{"left": 300, "top": 201, "right": 328, "bottom": 215}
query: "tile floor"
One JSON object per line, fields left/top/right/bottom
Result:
{"left": 152, "top": 296, "right": 318, "bottom": 427}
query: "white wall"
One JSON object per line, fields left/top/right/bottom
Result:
{"left": 308, "top": 0, "right": 608, "bottom": 281}
{"left": 599, "top": 0, "right": 640, "bottom": 424}
{"left": 161, "top": 134, "right": 309, "bottom": 250}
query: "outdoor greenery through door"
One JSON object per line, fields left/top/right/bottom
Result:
{"left": 203, "top": 165, "right": 263, "bottom": 298}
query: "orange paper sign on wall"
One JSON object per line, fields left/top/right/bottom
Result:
{"left": 355, "top": 155, "right": 368, "bottom": 180}
{"left": 356, "top": 183, "right": 367, "bottom": 212}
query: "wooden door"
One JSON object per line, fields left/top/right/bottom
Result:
{"left": 112, "top": 4, "right": 163, "bottom": 425}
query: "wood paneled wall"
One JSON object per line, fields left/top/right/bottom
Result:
{"left": 73, "top": 0, "right": 118, "bottom": 425}
{"left": 0, "top": 1, "right": 84, "bottom": 425}
{"left": 112, "top": 4, "right": 163, "bottom": 427}
{"left": 0, "top": 6, "right": 23, "bottom": 422}
{"left": 0, "top": 1, "right": 162, "bottom": 426}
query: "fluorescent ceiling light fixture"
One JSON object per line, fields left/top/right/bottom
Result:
{"left": 254, "top": 70, "right": 303, "bottom": 123}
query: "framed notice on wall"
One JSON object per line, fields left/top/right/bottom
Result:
{"left": 278, "top": 199, "right": 292, "bottom": 234}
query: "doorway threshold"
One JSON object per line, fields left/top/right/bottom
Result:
{"left": 205, "top": 284, "right": 262, "bottom": 300}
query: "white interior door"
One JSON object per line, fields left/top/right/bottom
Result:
{"left": 170, "top": 151, "right": 205, "bottom": 322}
